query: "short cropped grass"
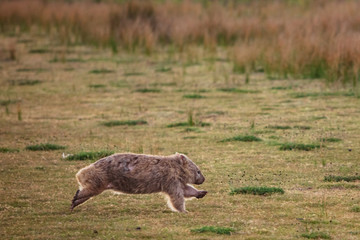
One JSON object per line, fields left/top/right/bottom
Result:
{"left": 230, "top": 186, "right": 284, "bottom": 196}
{"left": 279, "top": 142, "right": 321, "bottom": 151}
{"left": 0, "top": 147, "right": 19, "bottom": 153}
{"left": 301, "top": 232, "right": 331, "bottom": 239}
{"left": 64, "top": 150, "right": 115, "bottom": 161}
{"left": 89, "top": 84, "right": 106, "bottom": 88}
{"left": 25, "top": 143, "right": 66, "bottom": 151}
{"left": 190, "top": 226, "right": 235, "bottom": 235}
{"left": 101, "top": 120, "right": 147, "bottom": 127}
{"left": 324, "top": 175, "right": 360, "bottom": 182}
{"left": 221, "top": 135, "right": 262, "bottom": 142}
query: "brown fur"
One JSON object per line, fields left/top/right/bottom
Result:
{"left": 71, "top": 153, "right": 207, "bottom": 212}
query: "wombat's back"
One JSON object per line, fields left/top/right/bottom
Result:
{"left": 91, "top": 153, "right": 180, "bottom": 194}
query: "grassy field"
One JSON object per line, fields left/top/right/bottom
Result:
{"left": 1, "top": 30, "right": 360, "bottom": 240}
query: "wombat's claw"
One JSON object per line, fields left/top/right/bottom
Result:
{"left": 196, "top": 191, "right": 207, "bottom": 199}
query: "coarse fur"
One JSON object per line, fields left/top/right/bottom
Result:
{"left": 71, "top": 152, "right": 207, "bottom": 213}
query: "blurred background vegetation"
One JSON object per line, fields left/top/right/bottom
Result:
{"left": 1, "top": 0, "right": 360, "bottom": 87}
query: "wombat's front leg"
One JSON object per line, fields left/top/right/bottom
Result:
{"left": 184, "top": 185, "right": 207, "bottom": 199}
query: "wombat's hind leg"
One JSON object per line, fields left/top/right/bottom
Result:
{"left": 71, "top": 188, "right": 102, "bottom": 210}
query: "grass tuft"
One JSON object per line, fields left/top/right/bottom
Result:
{"left": 102, "top": 120, "right": 147, "bottom": 127}
{"left": 29, "top": 49, "right": 50, "bottom": 54}
{"left": 64, "top": 150, "right": 115, "bottom": 161}
{"left": 301, "top": 232, "right": 331, "bottom": 239}
{"left": 135, "top": 88, "right": 161, "bottom": 93}
{"left": 218, "top": 88, "right": 260, "bottom": 94}
{"left": 221, "top": 135, "right": 262, "bottom": 142}
{"left": 191, "top": 226, "right": 235, "bottom": 235}
{"left": 279, "top": 142, "right": 321, "bottom": 151}
{"left": 123, "top": 72, "right": 144, "bottom": 76}
{"left": 230, "top": 186, "right": 284, "bottom": 196}
{"left": 25, "top": 143, "right": 66, "bottom": 151}
{"left": 183, "top": 94, "right": 206, "bottom": 99}
{"left": 320, "top": 138, "right": 341, "bottom": 142}
{"left": 324, "top": 175, "right": 360, "bottom": 182}
{"left": 155, "top": 66, "right": 172, "bottom": 72}
{"left": 10, "top": 79, "right": 42, "bottom": 86}
{"left": 0, "top": 147, "right": 19, "bottom": 153}
{"left": 0, "top": 99, "right": 20, "bottom": 106}
{"left": 293, "top": 125, "right": 311, "bottom": 130}
{"left": 89, "top": 69, "right": 114, "bottom": 74}
{"left": 267, "top": 125, "right": 292, "bottom": 130}
{"left": 351, "top": 206, "right": 360, "bottom": 212}
{"left": 89, "top": 84, "right": 106, "bottom": 88}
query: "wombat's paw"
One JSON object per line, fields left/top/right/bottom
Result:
{"left": 197, "top": 191, "right": 207, "bottom": 198}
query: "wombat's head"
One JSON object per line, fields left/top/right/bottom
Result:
{"left": 176, "top": 153, "right": 205, "bottom": 185}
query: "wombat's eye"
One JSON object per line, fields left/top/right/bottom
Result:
{"left": 197, "top": 171, "right": 201, "bottom": 174}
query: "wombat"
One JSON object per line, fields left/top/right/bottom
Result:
{"left": 71, "top": 152, "right": 207, "bottom": 213}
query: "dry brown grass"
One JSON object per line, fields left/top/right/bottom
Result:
{"left": 1, "top": 0, "right": 360, "bottom": 84}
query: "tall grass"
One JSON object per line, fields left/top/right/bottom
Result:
{"left": 1, "top": 0, "right": 360, "bottom": 85}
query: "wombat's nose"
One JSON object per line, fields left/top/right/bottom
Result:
{"left": 196, "top": 176, "right": 205, "bottom": 184}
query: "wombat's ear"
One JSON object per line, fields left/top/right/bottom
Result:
{"left": 179, "top": 154, "right": 188, "bottom": 165}
{"left": 176, "top": 153, "right": 187, "bottom": 165}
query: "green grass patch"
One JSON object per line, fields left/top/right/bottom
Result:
{"left": 89, "top": 84, "right": 106, "bottom": 88}
{"left": 279, "top": 142, "right": 321, "bottom": 151}
{"left": 311, "top": 116, "right": 327, "bottom": 121}
{"left": 29, "top": 49, "right": 50, "bottom": 54}
{"left": 320, "top": 137, "right": 341, "bottom": 142}
{"left": 135, "top": 88, "right": 161, "bottom": 93}
{"left": 102, "top": 120, "right": 147, "bottom": 127}
{"left": 64, "top": 150, "right": 115, "bottom": 161}
{"left": 291, "top": 92, "right": 355, "bottom": 98}
{"left": 221, "top": 135, "right": 262, "bottom": 142}
{"left": 271, "top": 86, "right": 292, "bottom": 90}
{"left": 123, "top": 72, "right": 144, "bottom": 76}
{"left": 191, "top": 226, "right": 235, "bottom": 235}
{"left": 49, "top": 58, "right": 85, "bottom": 63}
{"left": 267, "top": 125, "right": 292, "bottom": 130}
{"left": 16, "top": 68, "right": 48, "bottom": 72}
{"left": 155, "top": 66, "right": 172, "bottom": 72}
{"left": 10, "top": 79, "right": 42, "bottom": 86}
{"left": 0, "top": 99, "right": 20, "bottom": 106}
{"left": 351, "top": 206, "right": 360, "bottom": 212}
{"left": 89, "top": 69, "right": 115, "bottom": 74}
{"left": 183, "top": 94, "right": 206, "bottom": 99}
{"left": 183, "top": 127, "right": 202, "bottom": 132}
{"left": 0, "top": 147, "right": 19, "bottom": 153}
{"left": 324, "top": 175, "right": 360, "bottom": 182}
{"left": 293, "top": 125, "right": 311, "bottom": 130}
{"left": 301, "top": 232, "right": 331, "bottom": 239}
{"left": 230, "top": 186, "right": 284, "bottom": 196}
{"left": 218, "top": 88, "right": 260, "bottom": 94}
{"left": 167, "top": 122, "right": 210, "bottom": 128}
{"left": 25, "top": 143, "right": 66, "bottom": 151}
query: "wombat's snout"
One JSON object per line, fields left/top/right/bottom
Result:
{"left": 195, "top": 175, "right": 205, "bottom": 184}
